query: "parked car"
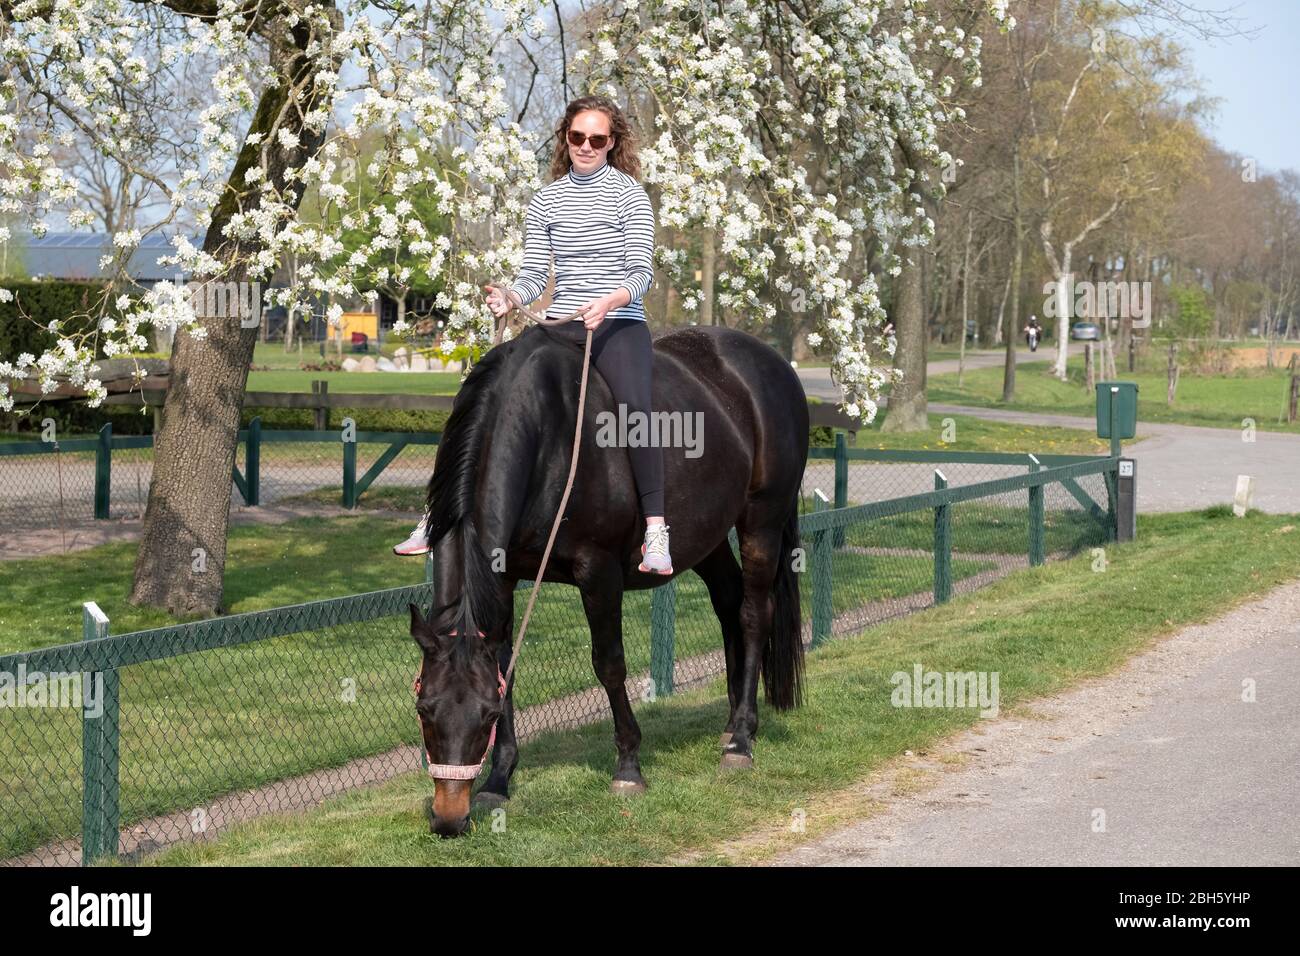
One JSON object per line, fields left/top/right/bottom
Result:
{"left": 1070, "top": 322, "right": 1101, "bottom": 341}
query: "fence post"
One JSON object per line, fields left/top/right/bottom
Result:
{"left": 312, "top": 379, "right": 329, "bottom": 431}
{"left": 342, "top": 420, "right": 357, "bottom": 509}
{"left": 81, "top": 602, "right": 119, "bottom": 865}
{"left": 246, "top": 416, "right": 261, "bottom": 507}
{"left": 1028, "top": 455, "right": 1045, "bottom": 567}
{"left": 650, "top": 579, "right": 677, "bottom": 698}
{"left": 1116, "top": 458, "right": 1137, "bottom": 542}
{"left": 832, "top": 432, "right": 848, "bottom": 548}
{"left": 933, "top": 470, "right": 952, "bottom": 605}
{"left": 1105, "top": 463, "right": 1120, "bottom": 543}
{"left": 811, "top": 490, "right": 833, "bottom": 648}
{"left": 94, "top": 423, "right": 112, "bottom": 520}
{"left": 1108, "top": 384, "right": 1122, "bottom": 459}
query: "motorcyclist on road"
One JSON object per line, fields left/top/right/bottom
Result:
{"left": 1023, "top": 314, "right": 1042, "bottom": 351}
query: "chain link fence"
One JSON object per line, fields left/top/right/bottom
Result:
{"left": 0, "top": 423, "right": 444, "bottom": 539}
{"left": 1, "top": 442, "right": 1118, "bottom": 865}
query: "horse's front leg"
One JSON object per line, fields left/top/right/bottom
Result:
{"left": 476, "top": 577, "right": 519, "bottom": 807}
{"left": 575, "top": 555, "right": 645, "bottom": 793}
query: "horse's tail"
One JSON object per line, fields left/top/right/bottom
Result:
{"left": 762, "top": 490, "right": 805, "bottom": 710}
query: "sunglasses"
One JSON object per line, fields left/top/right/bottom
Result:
{"left": 567, "top": 129, "right": 612, "bottom": 150}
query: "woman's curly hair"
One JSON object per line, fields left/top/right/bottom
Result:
{"left": 548, "top": 95, "right": 641, "bottom": 182}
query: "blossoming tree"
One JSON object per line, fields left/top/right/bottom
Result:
{"left": 0, "top": 0, "right": 1010, "bottom": 615}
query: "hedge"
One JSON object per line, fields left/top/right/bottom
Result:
{"left": 0, "top": 279, "right": 119, "bottom": 359}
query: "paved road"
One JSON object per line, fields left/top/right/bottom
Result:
{"left": 772, "top": 578, "right": 1300, "bottom": 866}
{"left": 799, "top": 358, "right": 1300, "bottom": 515}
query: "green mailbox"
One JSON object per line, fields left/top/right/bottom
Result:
{"left": 1096, "top": 381, "right": 1138, "bottom": 440}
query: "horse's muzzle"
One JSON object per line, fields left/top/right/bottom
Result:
{"left": 430, "top": 779, "right": 473, "bottom": 838}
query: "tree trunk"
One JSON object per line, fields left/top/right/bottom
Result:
{"left": 284, "top": 251, "right": 298, "bottom": 351}
{"left": 881, "top": 246, "right": 928, "bottom": 432}
{"left": 1167, "top": 342, "right": 1179, "bottom": 405}
{"left": 130, "top": 13, "right": 335, "bottom": 615}
{"left": 957, "top": 212, "right": 972, "bottom": 388}
{"left": 993, "top": 268, "right": 1008, "bottom": 347}
{"left": 700, "top": 227, "right": 716, "bottom": 326}
{"left": 1001, "top": 245, "right": 1022, "bottom": 401}
{"left": 1117, "top": 249, "right": 1132, "bottom": 372}
{"left": 1052, "top": 249, "right": 1073, "bottom": 381}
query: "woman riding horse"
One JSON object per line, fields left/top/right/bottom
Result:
{"left": 395, "top": 95, "right": 673, "bottom": 575}
{"left": 409, "top": 97, "right": 809, "bottom": 837}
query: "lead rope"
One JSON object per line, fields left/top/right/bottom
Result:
{"left": 483, "top": 283, "right": 593, "bottom": 690}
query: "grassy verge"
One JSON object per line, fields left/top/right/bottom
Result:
{"left": 144, "top": 508, "right": 1299, "bottom": 866}
{"left": 845, "top": 412, "right": 1119, "bottom": 454}
{"left": 929, "top": 356, "right": 1300, "bottom": 433}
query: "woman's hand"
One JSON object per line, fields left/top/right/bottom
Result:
{"left": 483, "top": 285, "right": 520, "bottom": 319}
{"left": 578, "top": 290, "right": 628, "bottom": 330}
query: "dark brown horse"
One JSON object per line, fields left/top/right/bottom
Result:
{"left": 411, "top": 324, "right": 808, "bottom": 836}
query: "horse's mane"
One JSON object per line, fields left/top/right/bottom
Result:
{"left": 424, "top": 343, "right": 510, "bottom": 639}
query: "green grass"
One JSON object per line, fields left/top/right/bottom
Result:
{"left": 246, "top": 341, "right": 461, "bottom": 393}
{"left": 849, "top": 412, "right": 1117, "bottom": 454}
{"left": 246, "top": 369, "right": 462, "bottom": 395}
{"left": 846, "top": 502, "right": 1107, "bottom": 556}
{"left": 0, "top": 511, "right": 999, "bottom": 860}
{"left": 929, "top": 354, "right": 1300, "bottom": 433}
{"left": 0, "top": 515, "right": 428, "bottom": 653}
{"left": 140, "top": 508, "right": 1300, "bottom": 866}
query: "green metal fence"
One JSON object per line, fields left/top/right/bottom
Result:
{"left": 0, "top": 420, "right": 441, "bottom": 533}
{"left": 0, "top": 450, "right": 1118, "bottom": 866}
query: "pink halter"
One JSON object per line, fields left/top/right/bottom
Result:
{"left": 413, "top": 629, "right": 507, "bottom": 781}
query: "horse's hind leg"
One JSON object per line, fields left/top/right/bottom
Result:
{"left": 692, "top": 539, "right": 745, "bottom": 745}
{"left": 476, "top": 577, "right": 519, "bottom": 807}
{"left": 725, "top": 513, "right": 786, "bottom": 769}
{"left": 575, "top": 556, "right": 646, "bottom": 793}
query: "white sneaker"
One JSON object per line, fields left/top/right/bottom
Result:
{"left": 638, "top": 523, "right": 673, "bottom": 575}
{"left": 393, "top": 517, "right": 430, "bottom": 557}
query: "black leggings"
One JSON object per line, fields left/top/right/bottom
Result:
{"left": 549, "top": 318, "right": 665, "bottom": 517}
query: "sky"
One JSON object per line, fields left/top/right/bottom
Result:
{"left": 1178, "top": 0, "right": 1299, "bottom": 175}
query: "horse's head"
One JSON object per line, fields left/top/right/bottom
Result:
{"left": 409, "top": 603, "right": 504, "bottom": 838}
{"left": 410, "top": 329, "right": 575, "bottom": 837}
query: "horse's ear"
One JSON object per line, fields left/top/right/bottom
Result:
{"left": 409, "top": 603, "right": 436, "bottom": 653}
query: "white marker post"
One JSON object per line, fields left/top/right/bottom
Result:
{"left": 1233, "top": 475, "right": 1254, "bottom": 517}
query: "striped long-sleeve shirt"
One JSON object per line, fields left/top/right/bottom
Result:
{"left": 509, "top": 161, "right": 656, "bottom": 322}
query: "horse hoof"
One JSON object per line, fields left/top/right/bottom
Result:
{"left": 719, "top": 732, "right": 733, "bottom": 747}
{"left": 610, "top": 778, "right": 647, "bottom": 795}
{"left": 720, "top": 752, "right": 754, "bottom": 770}
{"left": 472, "top": 791, "right": 508, "bottom": 810}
